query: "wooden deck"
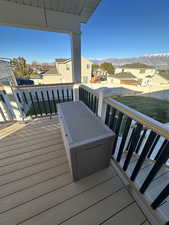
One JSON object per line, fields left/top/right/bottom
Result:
{"left": 0, "top": 117, "right": 150, "bottom": 225}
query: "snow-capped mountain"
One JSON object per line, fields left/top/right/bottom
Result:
{"left": 90, "top": 53, "right": 169, "bottom": 70}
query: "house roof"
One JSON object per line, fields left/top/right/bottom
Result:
{"left": 112, "top": 72, "right": 137, "bottom": 80}
{"left": 120, "top": 63, "right": 155, "bottom": 69}
{"left": 158, "top": 72, "right": 169, "bottom": 80}
{"left": 4, "top": 0, "right": 101, "bottom": 23}
{"left": 55, "top": 58, "right": 71, "bottom": 63}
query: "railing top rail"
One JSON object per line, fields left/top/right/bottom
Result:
{"left": 80, "top": 85, "right": 99, "bottom": 97}
{"left": 13, "top": 82, "right": 78, "bottom": 90}
{"left": 105, "top": 97, "right": 169, "bottom": 140}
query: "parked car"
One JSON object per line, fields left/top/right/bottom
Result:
{"left": 16, "top": 78, "right": 34, "bottom": 86}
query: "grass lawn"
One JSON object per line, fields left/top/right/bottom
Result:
{"left": 112, "top": 96, "right": 169, "bottom": 123}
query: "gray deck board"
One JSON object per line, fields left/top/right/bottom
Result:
{"left": 102, "top": 203, "right": 145, "bottom": 225}
{"left": 0, "top": 118, "right": 150, "bottom": 225}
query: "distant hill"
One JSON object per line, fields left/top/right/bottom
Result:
{"left": 90, "top": 53, "right": 169, "bottom": 70}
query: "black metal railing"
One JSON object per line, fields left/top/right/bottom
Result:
{"left": 0, "top": 91, "right": 14, "bottom": 122}
{"left": 79, "top": 86, "right": 99, "bottom": 115}
{"left": 104, "top": 97, "right": 169, "bottom": 218}
{"left": 79, "top": 85, "right": 169, "bottom": 224}
{"left": 15, "top": 84, "right": 74, "bottom": 118}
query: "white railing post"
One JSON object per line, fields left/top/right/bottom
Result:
{"left": 3, "top": 83, "right": 24, "bottom": 121}
{"left": 0, "top": 90, "right": 13, "bottom": 121}
{"left": 73, "top": 84, "right": 79, "bottom": 101}
{"left": 97, "top": 88, "right": 114, "bottom": 122}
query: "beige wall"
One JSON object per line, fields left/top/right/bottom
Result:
{"left": 42, "top": 74, "right": 63, "bottom": 84}
{"left": 151, "top": 75, "right": 168, "bottom": 84}
{"left": 56, "top": 58, "right": 92, "bottom": 83}
{"left": 31, "top": 74, "right": 63, "bottom": 85}
{"left": 115, "top": 67, "right": 156, "bottom": 79}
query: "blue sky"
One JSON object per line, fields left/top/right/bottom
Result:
{"left": 1, "top": 0, "right": 169, "bottom": 63}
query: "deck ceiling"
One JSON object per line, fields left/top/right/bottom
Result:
{"left": 1, "top": 0, "right": 101, "bottom": 23}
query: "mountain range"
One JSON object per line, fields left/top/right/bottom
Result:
{"left": 90, "top": 53, "right": 169, "bottom": 70}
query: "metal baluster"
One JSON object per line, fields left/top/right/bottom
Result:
{"left": 135, "top": 128, "right": 147, "bottom": 154}
{"left": 109, "top": 108, "right": 117, "bottom": 130}
{"left": 17, "top": 93, "right": 22, "bottom": 103}
{"left": 71, "top": 88, "right": 73, "bottom": 101}
{"left": 0, "top": 94, "right": 5, "bottom": 103}
{"left": 62, "top": 89, "right": 65, "bottom": 102}
{"left": 41, "top": 91, "right": 47, "bottom": 115}
{"left": 67, "top": 89, "right": 69, "bottom": 101}
{"left": 117, "top": 117, "right": 132, "bottom": 162}
{"left": 105, "top": 104, "right": 111, "bottom": 125}
{"left": 123, "top": 123, "right": 143, "bottom": 171}
{"left": 90, "top": 94, "right": 93, "bottom": 111}
{"left": 154, "top": 139, "right": 168, "bottom": 160}
{"left": 151, "top": 183, "right": 169, "bottom": 209}
{"left": 147, "top": 135, "right": 160, "bottom": 158}
{"left": 140, "top": 141, "right": 169, "bottom": 193}
{"left": 46, "top": 90, "right": 52, "bottom": 115}
{"left": 112, "top": 111, "right": 123, "bottom": 155}
{"left": 35, "top": 91, "right": 42, "bottom": 116}
{"left": 130, "top": 131, "right": 157, "bottom": 181}
{"left": 23, "top": 92, "right": 28, "bottom": 104}
{"left": 88, "top": 92, "right": 91, "bottom": 109}
{"left": 29, "top": 92, "right": 37, "bottom": 117}
{"left": 79, "top": 87, "right": 81, "bottom": 100}
{"left": 52, "top": 90, "right": 57, "bottom": 114}
{"left": 57, "top": 89, "right": 60, "bottom": 103}
{"left": 93, "top": 96, "right": 97, "bottom": 113}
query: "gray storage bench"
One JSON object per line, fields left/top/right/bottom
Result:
{"left": 57, "top": 101, "right": 115, "bottom": 181}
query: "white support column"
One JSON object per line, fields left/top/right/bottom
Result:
{"left": 71, "top": 32, "right": 81, "bottom": 83}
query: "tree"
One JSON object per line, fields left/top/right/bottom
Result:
{"left": 92, "top": 64, "right": 100, "bottom": 76}
{"left": 10, "top": 57, "right": 33, "bottom": 78}
{"left": 100, "top": 62, "right": 115, "bottom": 74}
{"left": 31, "top": 61, "right": 38, "bottom": 68}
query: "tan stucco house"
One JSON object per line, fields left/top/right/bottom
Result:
{"left": 42, "top": 67, "right": 63, "bottom": 84}
{"left": 115, "top": 63, "right": 156, "bottom": 79}
{"left": 115, "top": 63, "right": 169, "bottom": 85}
{"left": 30, "top": 68, "right": 62, "bottom": 85}
{"left": 56, "top": 57, "right": 92, "bottom": 83}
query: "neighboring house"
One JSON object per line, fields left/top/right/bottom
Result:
{"left": 42, "top": 67, "right": 63, "bottom": 84}
{"left": 115, "top": 63, "right": 156, "bottom": 80}
{"left": 155, "top": 71, "right": 169, "bottom": 84}
{"left": 93, "top": 68, "right": 108, "bottom": 76}
{"left": 56, "top": 57, "right": 92, "bottom": 83}
{"left": 109, "top": 72, "right": 138, "bottom": 85}
{"left": 30, "top": 67, "right": 62, "bottom": 85}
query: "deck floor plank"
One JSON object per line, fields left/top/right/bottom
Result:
{"left": 19, "top": 176, "right": 123, "bottom": 225}
{"left": 0, "top": 118, "right": 151, "bottom": 225}
{"left": 55, "top": 189, "right": 134, "bottom": 225}
{"left": 0, "top": 144, "right": 65, "bottom": 167}
{"left": 0, "top": 151, "right": 64, "bottom": 176}
{"left": 101, "top": 202, "right": 145, "bottom": 225}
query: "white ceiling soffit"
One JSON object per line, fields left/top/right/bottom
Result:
{"left": 2, "top": 0, "right": 101, "bottom": 23}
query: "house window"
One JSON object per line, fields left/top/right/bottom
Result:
{"left": 140, "top": 69, "right": 145, "bottom": 73}
{"left": 66, "top": 65, "right": 70, "bottom": 71}
{"left": 87, "top": 64, "right": 90, "bottom": 69}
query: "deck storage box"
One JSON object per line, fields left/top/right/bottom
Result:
{"left": 58, "top": 101, "right": 115, "bottom": 181}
